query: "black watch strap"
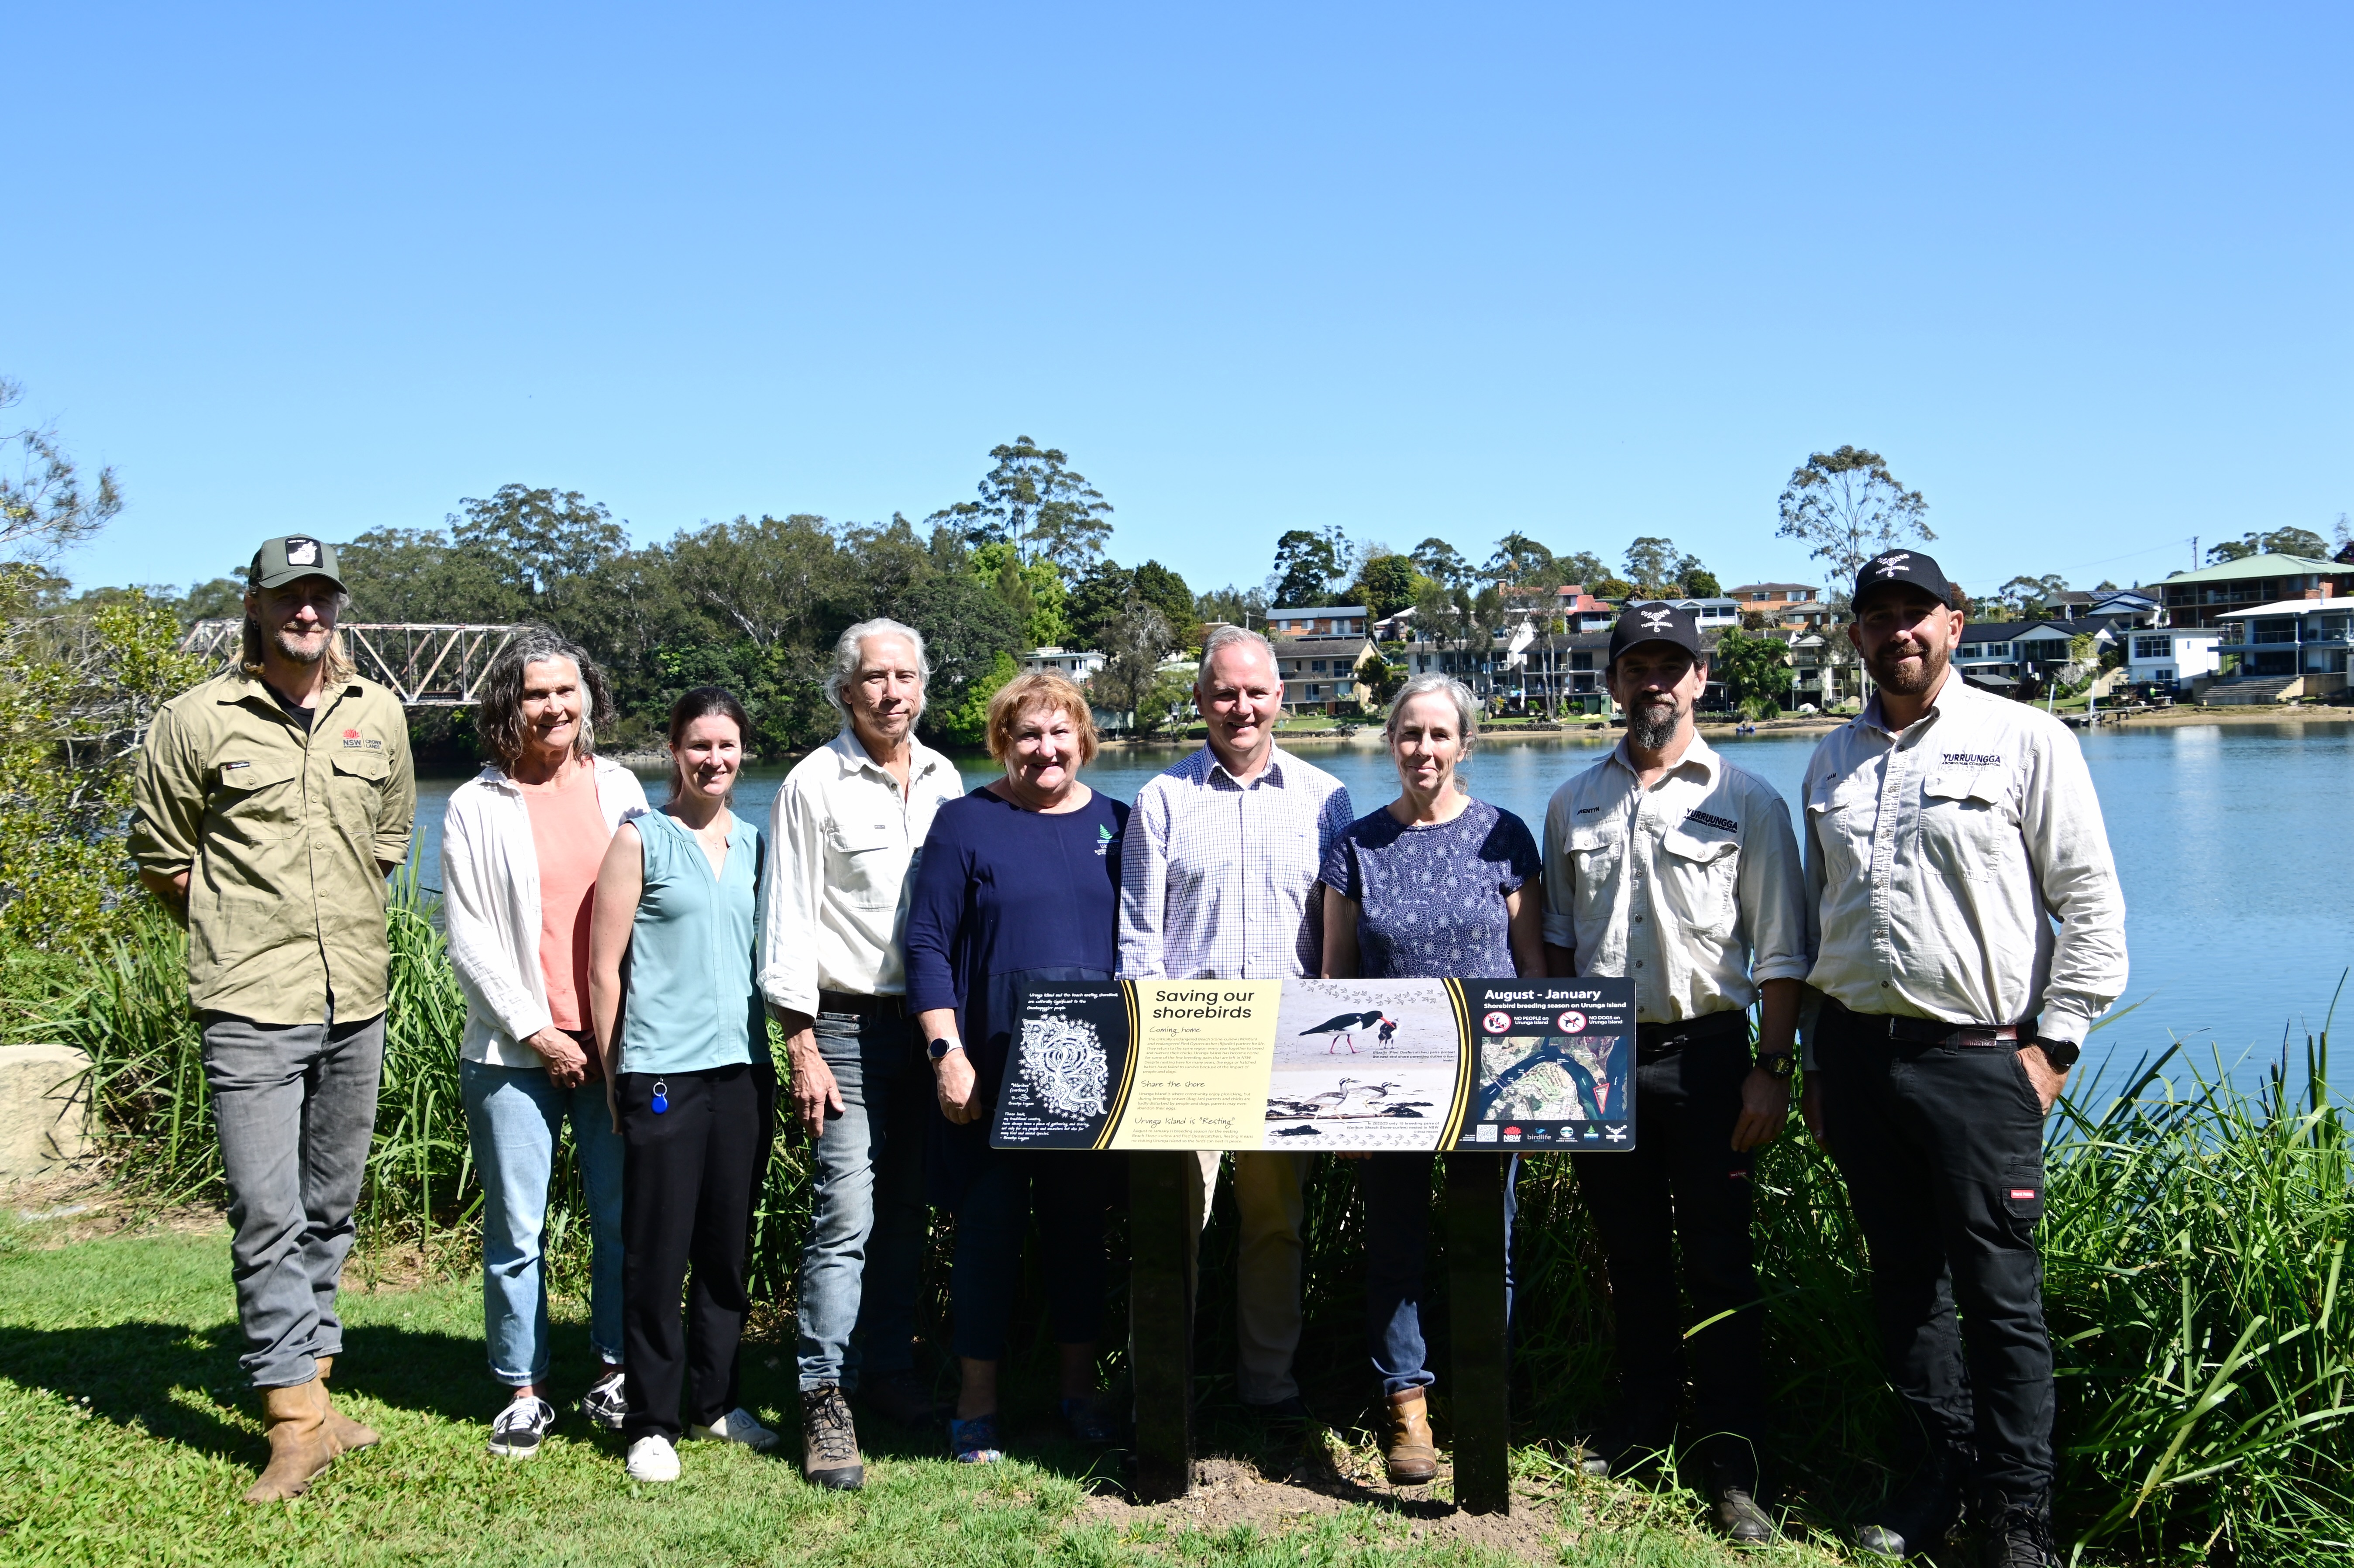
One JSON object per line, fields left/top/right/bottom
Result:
{"left": 2035, "top": 1036, "right": 2080, "bottom": 1071}
{"left": 1757, "top": 1051, "right": 1796, "bottom": 1080}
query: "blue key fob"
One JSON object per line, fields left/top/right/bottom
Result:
{"left": 650, "top": 1079, "right": 669, "bottom": 1115}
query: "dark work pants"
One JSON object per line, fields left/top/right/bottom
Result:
{"left": 618, "top": 1062, "right": 777, "bottom": 1443}
{"left": 1571, "top": 1034, "right": 1765, "bottom": 1460}
{"left": 948, "top": 1149, "right": 1113, "bottom": 1361}
{"left": 1817, "top": 1007, "right": 2054, "bottom": 1500}
{"left": 1361, "top": 1152, "right": 1519, "bottom": 1396}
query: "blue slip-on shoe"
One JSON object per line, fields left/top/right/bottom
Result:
{"left": 948, "top": 1413, "right": 1004, "bottom": 1464}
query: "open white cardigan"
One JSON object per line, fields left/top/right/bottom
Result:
{"left": 440, "top": 756, "right": 650, "bottom": 1069}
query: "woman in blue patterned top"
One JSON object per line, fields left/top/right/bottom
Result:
{"left": 1318, "top": 674, "right": 1543, "bottom": 1486}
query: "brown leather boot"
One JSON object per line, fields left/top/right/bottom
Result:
{"left": 312, "top": 1356, "right": 381, "bottom": 1453}
{"left": 1383, "top": 1388, "right": 1439, "bottom": 1485}
{"left": 243, "top": 1381, "right": 336, "bottom": 1502}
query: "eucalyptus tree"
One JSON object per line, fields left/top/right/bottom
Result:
{"left": 1775, "top": 445, "right": 1934, "bottom": 587}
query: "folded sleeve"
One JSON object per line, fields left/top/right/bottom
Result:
{"left": 2022, "top": 727, "right": 2128, "bottom": 1045}
{"left": 1738, "top": 781, "right": 1811, "bottom": 985}
{"left": 1539, "top": 787, "right": 1579, "bottom": 952}
{"left": 757, "top": 771, "right": 822, "bottom": 1015}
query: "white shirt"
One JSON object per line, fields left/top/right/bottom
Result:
{"left": 1801, "top": 673, "right": 2127, "bottom": 1045}
{"left": 758, "top": 728, "right": 963, "bottom": 1014}
{"left": 1540, "top": 734, "right": 1809, "bottom": 1022}
{"left": 441, "top": 756, "right": 650, "bottom": 1067}
{"left": 1117, "top": 745, "right": 1354, "bottom": 980}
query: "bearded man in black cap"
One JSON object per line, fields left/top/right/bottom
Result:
{"left": 1538, "top": 602, "right": 1809, "bottom": 1542}
{"left": 1798, "top": 551, "right": 2126, "bottom": 1566}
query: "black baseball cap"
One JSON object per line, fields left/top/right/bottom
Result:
{"left": 248, "top": 535, "right": 346, "bottom": 592}
{"left": 1851, "top": 549, "right": 1957, "bottom": 612}
{"left": 1607, "top": 602, "right": 1704, "bottom": 666}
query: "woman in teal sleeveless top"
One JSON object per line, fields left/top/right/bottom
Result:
{"left": 587, "top": 686, "right": 777, "bottom": 1484}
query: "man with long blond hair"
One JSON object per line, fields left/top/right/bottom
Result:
{"left": 130, "top": 535, "right": 415, "bottom": 1502}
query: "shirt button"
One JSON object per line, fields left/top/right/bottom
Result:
{"left": 1882, "top": 980, "right": 1892, "bottom": 988}
{"left": 1635, "top": 960, "right": 1645, "bottom": 968}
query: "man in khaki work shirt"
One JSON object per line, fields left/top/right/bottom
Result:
{"left": 1540, "top": 601, "right": 1806, "bottom": 1545}
{"left": 130, "top": 535, "right": 415, "bottom": 1504}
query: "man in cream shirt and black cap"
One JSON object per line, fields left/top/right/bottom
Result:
{"left": 1800, "top": 550, "right": 2126, "bottom": 1567}
{"left": 1540, "top": 600, "right": 1808, "bottom": 1544}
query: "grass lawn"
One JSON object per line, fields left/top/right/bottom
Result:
{"left": 0, "top": 1214, "right": 1848, "bottom": 1567}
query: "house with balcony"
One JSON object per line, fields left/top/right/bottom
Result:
{"left": 2154, "top": 554, "right": 2354, "bottom": 629}
{"left": 2208, "top": 597, "right": 2354, "bottom": 701}
{"left": 2124, "top": 628, "right": 2221, "bottom": 690}
{"left": 1271, "top": 634, "right": 1379, "bottom": 714}
{"left": 1266, "top": 605, "right": 1369, "bottom": 638}
{"left": 1727, "top": 581, "right": 1830, "bottom": 629}
{"left": 1019, "top": 646, "right": 1106, "bottom": 679}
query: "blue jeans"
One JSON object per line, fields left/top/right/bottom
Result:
{"left": 950, "top": 1150, "right": 1111, "bottom": 1361}
{"left": 1363, "top": 1152, "right": 1520, "bottom": 1396}
{"left": 795, "top": 1003, "right": 930, "bottom": 1391}
{"left": 461, "top": 1055, "right": 625, "bottom": 1386}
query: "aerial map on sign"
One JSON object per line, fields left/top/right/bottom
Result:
{"left": 989, "top": 977, "right": 1639, "bottom": 1153}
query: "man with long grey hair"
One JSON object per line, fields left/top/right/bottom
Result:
{"left": 130, "top": 536, "right": 416, "bottom": 1501}
{"left": 1119, "top": 623, "right": 1354, "bottom": 1422}
{"left": 760, "top": 616, "right": 964, "bottom": 1489}
{"left": 441, "top": 629, "right": 647, "bottom": 1459}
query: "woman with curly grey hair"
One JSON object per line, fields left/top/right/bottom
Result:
{"left": 441, "top": 629, "right": 648, "bottom": 1460}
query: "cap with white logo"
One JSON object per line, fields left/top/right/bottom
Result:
{"left": 249, "top": 536, "right": 347, "bottom": 592}
{"left": 1850, "top": 549, "right": 1957, "bottom": 612}
{"left": 1607, "top": 601, "right": 1704, "bottom": 667}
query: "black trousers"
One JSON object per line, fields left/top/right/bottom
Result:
{"left": 1817, "top": 1004, "right": 2053, "bottom": 1500}
{"left": 1571, "top": 1031, "right": 1765, "bottom": 1461}
{"left": 618, "top": 1062, "right": 777, "bottom": 1443}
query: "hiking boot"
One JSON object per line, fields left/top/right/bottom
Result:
{"left": 487, "top": 1395, "right": 556, "bottom": 1460}
{"left": 626, "top": 1433, "right": 680, "bottom": 1482}
{"left": 1855, "top": 1445, "right": 1969, "bottom": 1558}
{"left": 1978, "top": 1490, "right": 2061, "bottom": 1568}
{"left": 244, "top": 1379, "right": 336, "bottom": 1502}
{"left": 1381, "top": 1388, "right": 1439, "bottom": 1485}
{"left": 861, "top": 1369, "right": 939, "bottom": 1428}
{"left": 690, "top": 1406, "right": 781, "bottom": 1451}
{"left": 1705, "top": 1454, "right": 1773, "bottom": 1544}
{"left": 311, "top": 1355, "right": 380, "bottom": 1453}
{"left": 579, "top": 1366, "right": 628, "bottom": 1431}
{"left": 800, "top": 1385, "right": 864, "bottom": 1490}
{"left": 1576, "top": 1419, "right": 1672, "bottom": 1480}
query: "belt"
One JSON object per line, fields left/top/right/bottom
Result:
{"left": 1634, "top": 1010, "right": 1749, "bottom": 1062}
{"left": 1827, "top": 1000, "right": 2020, "bottom": 1049}
{"left": 817, "top": 990, "right": 909, "bottom": 1017}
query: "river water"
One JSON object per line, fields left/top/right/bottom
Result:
{"left": 410, "top": 720, "right": 2353, "bottom": 1100}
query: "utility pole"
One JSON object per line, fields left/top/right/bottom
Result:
{"left": 2191, "top": 536, "right": 2199, "bottom": 571}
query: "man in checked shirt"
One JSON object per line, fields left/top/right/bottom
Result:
{"left": 1540, "top": 601, "right": 1807, "bottom": 1544}
{"left": 1118, "top": 624, "right": 1353, "bottom": 1421}
{"left": 1800, "top": 550, "right": 2125, "bottom": 1568}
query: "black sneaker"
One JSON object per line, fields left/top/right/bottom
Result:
{"left": 580, "top": 1367, "right": 627, "bottom": 1431}
{"left": 1577, "top": 1422, "right": 1673, "bottom": 1480}
{"left": 487, "top": 1395, "right": 556, "bottom": 1459}
{"left": 1855, "top": 1445, "right": 1969, "bottom": 1558}
{"left": 1978, "top": 1491, "right": 2061, "bottom": 1568}
{"left": 1706, "top": 1455, "right": 1774, "bottom": 1544}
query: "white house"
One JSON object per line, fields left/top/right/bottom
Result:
{"left": 1019, "top": 646, "right": 1105, "bottom": 679}
{"left": 2213, "top": 597, "right": 2354, "bottom": 695}
{"left": 2124, "top": 628, "right": 2221, "bottom": 689}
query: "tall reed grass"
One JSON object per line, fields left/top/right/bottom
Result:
{"left": 30, "top": 889, "right": 2353, "bottom": 1561}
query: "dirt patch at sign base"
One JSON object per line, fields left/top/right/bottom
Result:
{"left": 1081, "top": 1447, "right": 1585, "bottom": 1562}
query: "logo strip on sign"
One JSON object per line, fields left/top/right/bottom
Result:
{"left": 1439, "top": 979, "right": 1476, "bottom": 1148}
{"left": 1089, "top": 981, "right": 1146, "bottom": 1151}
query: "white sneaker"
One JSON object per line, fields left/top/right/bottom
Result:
{"left": 487, "top": 1395, "right": 556, "bottom": 1459}
{"left": 626, "top": 1434, "right": 680, "bottom": 1482}
{"left": 688, "top": 1406, "right": 780, "bottom": 1451}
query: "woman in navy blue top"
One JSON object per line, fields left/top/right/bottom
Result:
{"left": 1318, "top": 674, "right": 1543, "bottom": 1487}
{"left": 904, "top": 673, "right": 1128, "bottom": 1465}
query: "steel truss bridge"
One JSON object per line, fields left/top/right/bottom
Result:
{"left": 180, "top": 621, "right": 522, "bottom": 707}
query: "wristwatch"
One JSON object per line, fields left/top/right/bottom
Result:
{"left": 1756, "top": 1051, "right": 1796, "bottom": 1081}
{"left": 2033, "top": 1036, "right": 2080, "bottom": 1072}
{"left": 927, "top": 1036, "right": 963, "bottom": 1062}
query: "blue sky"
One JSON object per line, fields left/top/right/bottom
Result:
{"left": 8, "top": 3, "right": 2348, "bottom": 602}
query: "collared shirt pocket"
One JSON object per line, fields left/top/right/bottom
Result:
{"left": 824, "top": 816, "right": 902, "bottom": 907}
{"left": 207, "top": 754, "right": 304, "bottom": 842}
{"left": 327, "top": 745, "right": 392, "bottom": 837}
{"left": 1920, "top": 768, "right": 2020, "bottom": 880}
{"left": 1658, "top": 827, "right": 1739, "bottom": 930}
{"left": 1804, "top": 772, "right": 1876, "bottom": 887}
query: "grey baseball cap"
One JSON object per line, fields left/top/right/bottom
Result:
{"left": 248, "top": 535, "right": 346, "bottom": 592}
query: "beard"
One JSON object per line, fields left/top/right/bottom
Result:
{"left": 1628, "top": 693, "right": 1683, "bottom": 750}
{"left": 1868, "top": 637, "right": 1949, "bottom": 697}
{"left": 270, "top": 621, "right": 330, "bottom": 665}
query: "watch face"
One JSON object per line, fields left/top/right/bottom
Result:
{"left": 928, "top": 1037, "right": 954, "bottom": 1060}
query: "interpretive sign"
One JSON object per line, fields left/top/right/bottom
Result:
{"left": 990, "top": 977, "right": 1637, "bottom": 1153}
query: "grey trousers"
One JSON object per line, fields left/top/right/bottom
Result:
{"left": 201, "top": 1012, "right": 386, "bottom": 1389}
